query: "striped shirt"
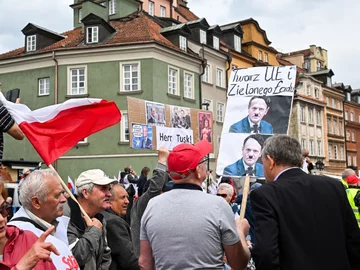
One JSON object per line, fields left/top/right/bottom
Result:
{"left": 0, "top": 105, "right": 15, "bottom": 162}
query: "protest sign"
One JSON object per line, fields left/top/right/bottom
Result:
{"left": 216, "top": 66, "right": 296, "bottom": 177}
{"left": 156, "top": 126, "right": 194, "bottom": 150}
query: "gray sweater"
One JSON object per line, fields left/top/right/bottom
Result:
{"left": 130, "top": 163, "right": 167, "bottom": 257}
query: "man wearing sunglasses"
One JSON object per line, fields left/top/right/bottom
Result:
{"left": 139, "top": 140, "right": 250, "bottom": 270}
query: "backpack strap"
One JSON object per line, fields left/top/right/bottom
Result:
{"left": 11, "top": 217, "right": 46, "bottom": 232}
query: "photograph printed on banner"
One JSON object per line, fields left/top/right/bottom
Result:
{"left": 223, "top": 95, "right": 292, "bottom": 135}
{"left": 131, "top": 123, "right": 153, "bottom": 150}
{"left": 216, "top": 133, "right": 272, "bottom": 177}
{"left": 170, "top": 106, "right": 191, "bottom": 129}
{"left": 198, "top": 112, "right": 212, "bottom": 143}
{"left": 146, "top": 101, "right": 166, "bottom": 126}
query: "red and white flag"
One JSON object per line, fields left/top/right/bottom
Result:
{"left": 0, "top": 93, "right": 121, "bottom": 165}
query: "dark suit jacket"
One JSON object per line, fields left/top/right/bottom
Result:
{"left": 223, "top": 158, "right": 264, "bottom": 177}
{"left": 102, "top": 209, "right": 139, "bottom": 270}
{"left": 251, "top": 168, "right": 360, "bottom": 270}
{"left": 229, "top": 116, "right": 273, "bottom": 134}
{"left": 141, "top": 137, "right": 152, "bottom": 149}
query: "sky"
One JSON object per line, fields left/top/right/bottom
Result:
{"left": 0, "top": 0, "right": 359, "bottom": 88}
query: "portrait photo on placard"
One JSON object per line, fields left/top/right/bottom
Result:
{"left": 131, "top": 123, "right": 153, "bottom": 150}
{"left": 146, "top": 101, "right": 165, "bottom": 126}
{"left": 170, "top": 106, "right": 191, "bottom": 129}
{"left": 198, "top": 112, "right": 212, "bottom": 143}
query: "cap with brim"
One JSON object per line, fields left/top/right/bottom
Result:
{"left": 76, "top": 169, "right": 117, "bottom": 188}
{"left": 168, "top": 140, "right": 212, "bottom": 180}
{"left": 346, "top": 175, "right": 359, "bottom": 185}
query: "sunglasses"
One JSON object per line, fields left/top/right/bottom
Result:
{"left": 0, "top": 202, "right": 11, "bottom": 217}
{"left": 217, "top": 193, "right": 228, "bottom": 198}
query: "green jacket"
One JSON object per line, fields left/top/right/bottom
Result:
{"left": 346, "top": 188, "right": 360, "bottom": 228}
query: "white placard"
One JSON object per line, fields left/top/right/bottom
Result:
{"left": 156, "top": 126, "right": 194, "bottom": 150}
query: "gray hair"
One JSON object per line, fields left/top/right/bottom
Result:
{"left": 75, "top": 183, "right": 94, "bottom": 198}
{"left": 109, "top": 184, "right": 126, "bottom": 201}
{"left": 262, "top": 135, "right": 302, "bottom": 167}
{"left": 342, "top": 168, "right": 356, "bottom": 180}
{"left": 218, "top": 183, "right": 234, "bottom": 196}
{"left": 19, "top": 169, "right": 58, "bottom": 209}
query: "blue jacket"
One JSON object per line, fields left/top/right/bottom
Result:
{"left": 229, "top": 117, "right": 273, "bottom": 134}
{"left": 223, "top": 158, "right": 264, "bottom": 177}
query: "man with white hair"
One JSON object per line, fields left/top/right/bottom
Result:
{"left": 67, "top": 169, "right": 115, "bottom": 270}
{"left": 217, "top": 183, "right": 239, "bottom": 218}
{"left": 9, "top": 169, "right": 79, "bottom": 269}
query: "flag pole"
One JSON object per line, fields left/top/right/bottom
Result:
{"left": 49, "top": 164, "right": 90, "bottom": 220}
{"left": 239, "top": 175, "right": 250, "bottom": 220}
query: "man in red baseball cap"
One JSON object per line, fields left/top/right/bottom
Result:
{"left": 345, "top": 174, "right": 360, "bottom": 228}
{"left": 139, "top": 141, "right": 250, "bottom": 270}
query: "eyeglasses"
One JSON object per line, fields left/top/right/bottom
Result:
{"left": 198, "top": 157, "right": 209, "bottom": 165}
{"left": 217, "top": 194, "right": 228, "bottom": 198}
{"left": 0, "top": 202, "right": 11, "bottom": 217}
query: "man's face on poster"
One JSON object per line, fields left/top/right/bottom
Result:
{"left": 242, "top": 138, "right": 261, "bottom": 167}
{"left": 143, "top": 126, "right": 148, "bottom": 137}
{"left": 248, "top": 98, "right": 269, "bottom": 124}
{"left": 151, "top": 107, "right": 156, "bottom": 117}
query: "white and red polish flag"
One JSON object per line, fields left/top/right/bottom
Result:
{"left": 0, "top": 93, "right": 121, "bottom": 165}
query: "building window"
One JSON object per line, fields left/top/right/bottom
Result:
{"left": 121, "top": 62, "right": 140, "bottom": 91}
{"left": 179, "top": 36, "right": 187, "bottom": 51}
{"left": 346, "top": 129, "right": 350, "bottom": 140}
{"left": 109, "top": 0, "right": 116, "bottom": 15}
{"left": 350, "top": 112, "right": 354, "bottom": 121}
{"left": 309, "top": 140, "right": 314, "bottom": 155}
{"left": 352, "top": 131, "right": 355, "bottom": 141}
{"left": 216, "top": 102, "right": 224, "bottom": 122}
{"left": 200, "top": 29, "right": 207, "bottom": 44}
{"left": 339, "top": 121, "right": 343, "bottom": 136}
{"left": 348, "top": 154, "right": 351, "bottom": 166}
{"left": 326, "top": 97, "right": 329, "bottom": 105}
{"left": 345, "top": 111, "right": 348, "bottom": 120}
{"left": 337, "top": 101, "right": 341, "bottom": 110}
{"left": 300, "top": 106, "right": 306, "bottom": 123}
{"left": 38, "top": 78, "right": 50, "bottom": 96}
{"left": 68, "top": 67, "right": 86, "bottom": 95}
{"left": 308, "top": 108, "right": 313, "bottom": 124}
{"left": 346, "top": 92, "right": 351, "bottom": 101}
{"left": 317, "top": 140, "right": 321, "bottom": 156}
{"left": 316, "top": 109, "right": 321, "bottom": 125}
{"left": 334, "top": 145, "right": 338, "bottom": 159}
{"left": 203, "top": 64, "right": 211, "bottom": 83}
{"left": 333, "top": 119, "right": 337, "bottom": 135}
{"left": 264, "top": 53, "right": 268, "bottom": 63}
{"left": 317, "top": 61, "right": 321, "bottom": 71}
{"left": 160, "top": 5, "right": 166, "bottom": 17}
{"left": 340, "top": 145, "right": 344, "bottom": 160}
{"left": 86, "top": 26, "right": 99, "bottom": 43}
{"left": 216, "top": 68, "right": 224, "bottom": 87}
{"left": 304, "top": 60, "right": 310, "bottom": 71}
{"left": 168, "top": 67, "right": 179, "bottom": 95}
{"left": 258, "top": 50, "right": 262, "bottom": 61}
{"left": 327, "top": 117, "right": 331, "bottom": 133}
{"left": 148, "top": 1, "right": 154, "bottom": 16}
{"left": 202, "top": 98, "right": 213, "bottom": 112}
{"left": 329, "top": 144, "right": 333, "bottom": 159}
{"left": 184, "top": 72, "right": 194, "bottom": 99}
{"left": 213, "top": 36, "right": 219, "bottom": 50}
{"left": 353, "top": 156, "right": 357, "bottom": 166}
{"left": 26, "top": 35, "right": 36, "bottom": 52}
{"left": 234, "top": 35, "right": 241, "bottom": 52}
{"left": 301, "top": 139, "right": 306, "bottom": 150}
{"left": 120, "top": 111, "right": 129, "bottom": 142}
{"left": 78, "top": 8, "right": 83, "bottom": 23}
{"left": 332, "top": 98, "right": 335, "bottom": 108}
{"left": 307, "top": 85, "right": 311, "bottom": 96}
{"left": 314, "top": 87, "right": 320, "bottom": 99}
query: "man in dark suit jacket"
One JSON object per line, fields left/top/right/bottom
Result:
{"left": 141, "top": 126, "right": 152, "bottom": 149}
{"left": 223, "top": 134, "right": 264, "bottom": 177}
{"left": 251, "top": 135, "right": 360, "bottom": 270}
{"left": 229, "top": 96, "right": 273, "bottom": 134}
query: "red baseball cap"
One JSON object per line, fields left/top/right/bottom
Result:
{"left": 346, "top": 175, "right": 359, "bottom": 185}
{"left": 168, "top": 140, "right": 212, "bottom": 180}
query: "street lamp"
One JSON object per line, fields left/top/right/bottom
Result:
{"left": 202, "top": 102, "right": 210, "bottom": 193}
{"left": 315, "top": 160, "right": 325, "bottom": 171}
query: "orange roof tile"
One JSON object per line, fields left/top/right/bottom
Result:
{"left": 175, "top": 5, "right": 199, "bottom": 21}
{"left": 283, "top": 48, "right": 311, "bottom": 57}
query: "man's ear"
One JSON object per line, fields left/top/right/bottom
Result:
{"left": 31, "top": 196, "right": 41, "bottom": 210}
{"left": 264, "top": 106, "right": 270, "bottom": 115}
{"left": 82, "top": 189, "right": 90, "bottom": 199}
{"left": 267, "top": 155, "right": 275, "bottom": 170}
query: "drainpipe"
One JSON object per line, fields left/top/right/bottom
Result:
{"left": 52, "top": 51, "right": 59, "bottom": 170}
{"left": 170, "top": 0, "right": 173, "bottom": 19}
{"left": 199, "top": 44, "right": 206, "bottom": 109}
{"left": 225, "top": 50, "right": 232, "bottom": 94}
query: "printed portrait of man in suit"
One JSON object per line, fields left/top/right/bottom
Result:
{"left": 223, "top": 134, "right": 264, "bottom": 177}
{"left": 140, "top": 125, "right": 152, "bottom": 149}
{"left": 229, "top": 96, "right": 273, "bottom": 134}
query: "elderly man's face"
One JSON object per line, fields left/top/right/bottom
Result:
{"left": 242, "top": 138, "right": 262, "bottom": 167}
{"left": 88, "top": 184, "right": 112, "bottom": 212}
{"left": 217, "top": 189, "right": 232, "bottom": 204}
{"left": 39, "top": 176, "right": 67, "bottom": 223}
{"left": 248, "top": 98, "right": 269, "bottom": 124}
{"left": 110, "top": 185, "right": 129, "bottom": 216}
{"left": 151, "top": 108, "right": 156, "bottom": 117}
{"left": 143, "top": 126, "right": 148, "bottom": 137}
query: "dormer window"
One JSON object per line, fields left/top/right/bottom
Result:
{"left": 26, "top": 35, "right": 36, "bottom": 52}
{"left": 87, "top": 26, "right": 98, "bottom": 43}
{"left": 200, "top": 30, "right": 207, "bottom": 44}
{"left": 234, "top": 35, "right": 241, "bottom": 52}
{"left": 213, "top": 36, "right": 219, "bottom": 50}
{"left": 109, "top": 0, "right": 116, "bottom": 15}
{"left": 179, "top": 36, "right": 187, "bottom": 51}
{"left": 148, "top": 1, "right": 154, "bottom": 16}
{"left": 347, "top": 92, "right": 351, "bottom": 102}
{"left": 78, "top": 9, "right": 83, "bottom": 23}
{"left": 357, "top": 96, "right": 360, "bottom": 104}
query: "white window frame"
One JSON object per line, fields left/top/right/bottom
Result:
{"left": 337, "top": 101, "right": 341, "bottom": 110}
{"left": 67, "top": 66, "right": 87, "bottom": 95}
{"left": 86, "top": 26, "right": 99, "bottom": 43}
{"left": 258, "top": 50, "right": 262, "bottom": 61}
{"left": 216, "top": 68, "right": 224, "bottom": 87}
{"left": 316, "top": 109, "right": 321, "bottom": 125}
{"left": 334, "top": 145, "right": 338, "bottom": 159}
{"left": 350, "top": 112, "right": 354, "bottom": 121}
{"left": 332, "top": 98, "right": 335, "bottom": 108}
{"left": 38, "top": 78, "right": 50, "bottom": 96}
{"left": 120, "top": 61, "right": 141, "bottom": 92}
{"left": 314, "top": 87, "right": 320, "bottom": 99}
{"left": 202, "top": 98, "right": 213, "bottom": 112}
{"left": 352, "top": 131, "right": 355, "bottom": 141}
{"left": 203, "top": 64, "right": 211, "bottom": 84}
{"left": 353, "top": 155, "right": 357, "bottom": 166}
{"left": 184, "top": 71, "right": 194, "bottom": 99}
{"left": 333, "top": 119, "right": 337, "bottom": 135}
{"left": 348, "top": 154, "right": 351, "bottom": 166}
{"left": 345, "top": 111, "right": 348, "bottom": 120}
{"left": 329, "top": 144, "right": 333, "bottom": 159}
{"left": 339, "top": 121, "right": 343, "bottom": 136}
{"left": 300, "top": 106, "right": 306, "bottom": 123}
{"left": 179, "top": 36, "right": 187, "bottom": 51}
{"left": 317, "top": 140, "right": 321, "bottom": 156}
{"left": 213, "top": 36, "right": 219, "bottom": 50}
{"left": 216, "top": 102, "right": 225, "bottom": 123}
{"left": 78, "top": 8, "right": 83, "bottom": 23}
{"left": 264, "top": 53, "right": 268, "bottom": 63}
{"left": 340, "top": 145, "right": 344, "bottom": 160}
{"left": 148, "top": 1, "right": 154, "bottom": 16}
{"left": 120, "top": 111, "right": 129, "bottom": 142}
{"left": 346, "top": 130, "right": 350, "bottom": 141}
{"left": 109, "top": 0, "right": 116, "bottom": 15}
{"left": 168, "top": 66, "right": 180, "bottom": 95}
{"left": 326, "top": 97, "right": 329, "bottom": 106}
{"left": 234, "top": 35, "right": 241, "bottom": 52}
{"left": 327, "top": 117, "right": 331, "bottom": 134}
{"left": 200, "top": 29, "right": 207, "bottom": 44}
{"left": 160, "top": 5, "right": 166, "bottom": 17}
{"left": 308, "top": 107, "right": 313, "bottom": 124}
{"left": 26, "top": 35, "right": 36, "bottom": 52}
{"left": 310, "top": 140, "right": 314, "bottom": 155}
{"left": 307, "top": 85, "right": 311, "bottom": 96}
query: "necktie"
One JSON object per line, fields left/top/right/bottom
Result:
{"left": 251, "top": 124, "right": 259, "bottom": 133}
{"left": 245, "top": 166, "right": 255, "bottom": 176}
